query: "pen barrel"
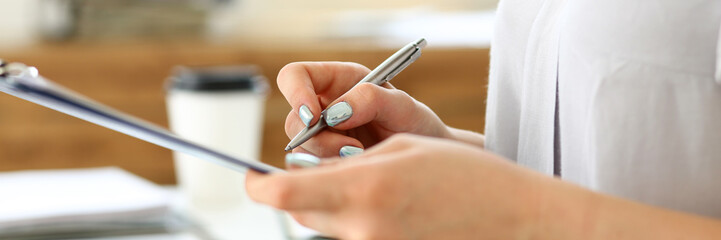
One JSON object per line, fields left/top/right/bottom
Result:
{"left": 358, "top": 41, "right": 420, "bottom": 86}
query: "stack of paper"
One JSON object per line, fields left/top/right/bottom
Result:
{"left": 0, "top": 167, "right": 182, "bottom": 239}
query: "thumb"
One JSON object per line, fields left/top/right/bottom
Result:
{"left": 246, "top": 168, "right": 344, "bottom": 211}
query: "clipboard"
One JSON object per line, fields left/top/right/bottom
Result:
{"left": 0, "top": 61, "right": 283, "bottom": 174}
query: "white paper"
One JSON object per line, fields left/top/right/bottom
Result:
{"left": 0, "top": 167, "right": 171, "bottom": 230}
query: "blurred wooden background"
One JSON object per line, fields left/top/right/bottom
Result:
{"left": 0, "top": 42, "right": 489, "bottom": 184}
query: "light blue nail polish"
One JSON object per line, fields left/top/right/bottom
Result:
{"left": 299, "top": 105, "right": 313, "bottom": 126}
{"left": 285, "top": 153, "right": 321, "bottom": 168}
{"left": 339, "top": 146, "right": 364, "bottom": 158}
{"left": 325, "top": 102, "right": 353, "bottom": 127}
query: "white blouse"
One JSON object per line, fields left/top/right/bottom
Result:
{"left": 485, "top": 0, "right": 721, "bottom": 218}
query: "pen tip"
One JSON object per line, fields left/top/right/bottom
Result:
{"left": 284, "top": 146, "right": 292, "bottom": 152}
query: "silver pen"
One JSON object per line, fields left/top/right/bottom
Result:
{"left": 284, "top": 38, "right": 427, "bottom": 151}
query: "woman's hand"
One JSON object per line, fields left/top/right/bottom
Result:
{"left": 278, "top": 62, "right": 462, "bottom": 157}
{"left": 247, "top": 134, "right": 548, "bottom": 239}
{"left": 250, "top": 134, "right": 721, "bottom": 239}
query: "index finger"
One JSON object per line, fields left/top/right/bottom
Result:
{"left": 277, "top": 62, "right": 370, "bottom": 125}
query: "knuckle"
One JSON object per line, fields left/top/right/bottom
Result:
{"left": 390, "top": 88, "right": 412, "bottom": 99}
{"left": 278, "top": 62, "right": 301, "bottom": 76}
{"left": 345, "top": 61, "right": 369, "bottom": 70}
{"left": 388, "top": 133, "right": 415, "bottom": 145}
{"left": 341, "top": 62, "right": 372, "bottom": 77}
{"left": 277, "top": 62, "right": 307, "bottom": 86}
{"left": 404, "top": 148, "right": 428, "bottom": 163}
{"left": 352, "top": 83, "right": 381, "bottom": 104}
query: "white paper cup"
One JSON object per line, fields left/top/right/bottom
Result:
{"left": 166, "top": 66, "right": 268, "bottom": 207}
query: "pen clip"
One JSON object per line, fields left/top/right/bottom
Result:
{"left": 382, "top": 47, "right": 422, "bottom": 83}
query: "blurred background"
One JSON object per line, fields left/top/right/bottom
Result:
{"left": 0, "top": 0, "right": 495, "bottom": 184}
{"left": 0, "top": 0, "right": 496, "bottom": 238}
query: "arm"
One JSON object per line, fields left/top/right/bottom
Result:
{"left": 247, "top": 134, "right": 721, "bottom": 239}
{"left": 540, "top": 177, "right": 721, "bottom": 239}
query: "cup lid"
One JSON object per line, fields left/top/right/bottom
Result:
{"left": 167, "top": 65, "right": 268, "bottom": 93}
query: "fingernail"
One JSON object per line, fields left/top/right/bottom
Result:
{"left": 325, "top": 102, "right": 353, "bottom": 127}
{"left": 285, "top": 153, "right": 321, "bottom": 168}
{"left": 298, "top": 105, "right": 314, "bottom": 126}
{"left": 339, "top": 146, "right": 364, "bottom": 158}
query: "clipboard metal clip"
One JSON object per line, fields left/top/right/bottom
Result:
{"left": 0, "top": 60, "right": 41, "bottom": 86}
